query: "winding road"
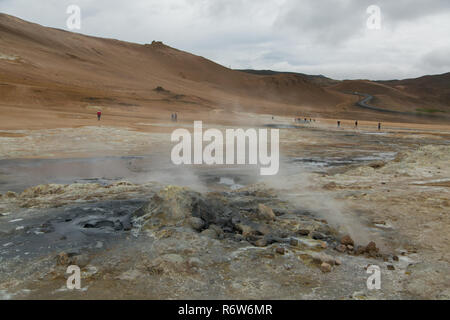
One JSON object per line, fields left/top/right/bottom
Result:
{"left": 351, "top": 92, "right": 449, "bottom": 120}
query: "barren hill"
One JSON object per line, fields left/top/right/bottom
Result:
{"left": 379, "top": 73, "right": 450, "bottom": 110}
{"left": 0, "top": 13, "right": 449, "bottom": 129}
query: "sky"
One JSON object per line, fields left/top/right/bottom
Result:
{"left": 1, "top": 0, "right": 449, "bottom": 80}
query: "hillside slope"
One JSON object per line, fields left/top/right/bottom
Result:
{"left": 0, "top": 13, "right": 448, "bottom": 129}
{"left": 0, "top": 13, "right": 350, "bottom": 129}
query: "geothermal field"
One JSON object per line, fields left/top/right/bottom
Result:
{"left": 0, "top": 119, "right": 449, "bottom": 299}
{"left": 0, "top": 11, "right": 449, "bottom": 300}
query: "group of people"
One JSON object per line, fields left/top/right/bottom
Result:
{"left": 295, "top": 118, "right": 315, "bottom": 123}
{"left": 95, "top": 111, "right": 382, "bottom": 131}
{"left": 337, "top": 120, "right": 382, "bottom": 130}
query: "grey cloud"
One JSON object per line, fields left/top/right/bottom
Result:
{"left": 421, "top": 47, "right": 450, "bottom": 70}
{"left": 274, "top": 0, "right": 450, "bottom": 45}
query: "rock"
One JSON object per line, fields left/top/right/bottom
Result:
{"left": 365, "top": 241, "right": 379, "bottom": 253}
{"left": 320, "top": 262, "right": 332, "bottom": 273}
{"left": 335, "top": 258, "right": 342, "bottom": 266}
{"left": 73, "top": 254, "right": 90, "bottom": 268}
{"left": 311, "top": 231, "right": 325, "bottom": 240}
{"left": 201, "top": 228, "right": 218, "bottom": 239}
{"left": 393, "top": 255, "right": 399, "bottom": 262}
{"left": 56, "top": 252, "right": 70, "bottom": 266}
{"left": 323, "top": 182, "right": 337, "bottom": 190}
{"left": 134, "top": 186, "right": 194, "bottom": 228}
{"left": 387, "top": 264, "right": 395, "bottom": 271}
{"left": 209, "top": 224, "right": 225, "bottom": 239}
{"left": 235, "top": 223, "right": 254, "bottom": 237}
{"left": 5, "top": 191, "right": 17, "bottom": 199}
{"left": 369, "top": 161, "right": 385, "bottom": 169}
{"left": 335, "top": 244, "right": 347, "bottom": 253}
{"left": 340, "top": 235, "right": 354, "bottom": 246}
{"left": 355, "top": 245, "right": 366, "bottom": 255}
{"left": 311, "top": 252, "right": 336, "bottom": 265}
{"left": 275, "top": 247, "right": 285, "bottom": 255}
{"left": 321, "top": 242, "right": 328, "bottom": 249}
{"left": 297, "top": 229, "right": 310, "bottom": 236}
{"left": 188, "top": 217, "right": 205, "bottom": 231}
{"left": 254, "top": 238, "right": 268, "bottom": 247}
{"left": 290, "top": 238, "right": 299, "bottom": 247}
{"left": 257, "top": 204, "right": 276, "bottom": 221}
{"left": 347, "top": 245, "right": 354, "bottom": 251}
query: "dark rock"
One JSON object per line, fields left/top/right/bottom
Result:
{"left": 311, "top": 231, "right": 325, "bottom": 240}
{"left": 188, "top": 217, "right": 205, "bottom": 231}
{"left": 355, "top": 245, "right": 366, "bottom": 255}
{"left": 369, "top": 161, "right": 386, "bottom": 169}
{"left": 297, "top": 229, "right": 310, "bottom": 236}
{"left": 56, "top": 252, "right": 71, "bottom": 266}
{"left": 365, "top": 241, "right": 379, "bottom": 254}
{"left": 340, "top": 235, "right": 354, "bottom": 246}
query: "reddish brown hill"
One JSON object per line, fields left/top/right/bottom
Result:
{"left": 0, "top": 13, "right": 349, "bottom": 129}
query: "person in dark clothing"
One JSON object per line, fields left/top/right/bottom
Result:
{"left": 355, "top": 120, "right": 358, "bottom": 128}
{"left": 378, "top": 122, "right": 381, "bottom": 131}
{"left": 337, "top": 120, "right": 341, "bottom": 128}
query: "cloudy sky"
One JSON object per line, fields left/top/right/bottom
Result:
{"left": 1, "top": 0, "right": 449, "bottom": 80}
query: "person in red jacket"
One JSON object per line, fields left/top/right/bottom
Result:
{"left": 97, "top": 111, "right": 102, "bottom": 121}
